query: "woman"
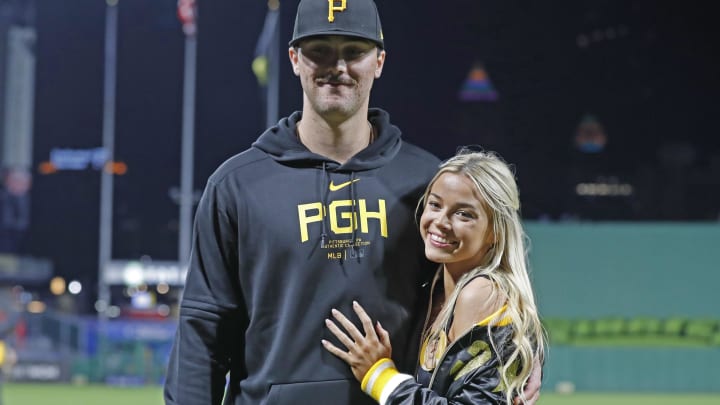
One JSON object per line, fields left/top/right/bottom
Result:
{"left": 322, "top": 150, "right": 546, "bottom": 404}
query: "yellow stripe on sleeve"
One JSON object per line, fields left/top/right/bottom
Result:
{"left": 361, "top": 358, "right": 413, "bottom": 404}
{"left": 361, "top": 358, "right": 394, "bottom": 393}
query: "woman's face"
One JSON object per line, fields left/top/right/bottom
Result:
{"left": 420, "top": 172, "right": 493, "bottom": 277}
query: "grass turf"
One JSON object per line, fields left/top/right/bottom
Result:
{"left": 4, "top": 384, "right": 719, "bottom": 404}
{"left": 4, "top": 384, "right": 163, "bottom": 405}
{"left": 537, "top": 393, "right": 720, "bottom": 405}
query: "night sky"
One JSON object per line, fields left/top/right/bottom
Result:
{"left": 15, "top": 0, "right": 720, "bottom": 299}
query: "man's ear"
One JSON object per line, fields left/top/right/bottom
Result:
{"left": 375, "top": 49, "right": 386, "bottom": 79}
{"left": 289, "top": 47, "right": 300, "bottom": 76}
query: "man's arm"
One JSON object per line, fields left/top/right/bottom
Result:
{"left": 514, "top": 358, "right": 542, "bottom": 405}
{"left": 164, "top": 179, "right": 244, "bottom": 404}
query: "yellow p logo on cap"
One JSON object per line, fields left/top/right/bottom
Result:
{"left": 328, "top": 0, "right": 347, "bottom": 22}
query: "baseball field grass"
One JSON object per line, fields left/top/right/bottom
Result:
{"left": 3, "top": 384, "right": 720, "bottom": 405}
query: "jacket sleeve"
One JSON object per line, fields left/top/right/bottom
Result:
{"left": 164, "top": 179, "right": 246, "bottom": 405}
{"left": 362, "top": 359, "right": 506, "bottom": 405}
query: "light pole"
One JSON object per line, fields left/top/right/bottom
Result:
{"left": 97, "top": 0, "right": 118, "bottom": 320}
{"left": 97, "top": 0, "right": 119, "bottom": 381}
{"left": 177, "top": 0, "right": 197, "bottom": 268}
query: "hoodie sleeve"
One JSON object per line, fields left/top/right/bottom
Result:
{"left": 164, "top": 179, "right": 246, "bottom": 405}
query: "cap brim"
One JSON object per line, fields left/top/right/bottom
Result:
{"left": 289, "top": 31, "right": 384, "bottom": 49}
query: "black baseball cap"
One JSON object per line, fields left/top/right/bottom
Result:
{"left": 289, "top": 0, "right": 384, "bottom": 49}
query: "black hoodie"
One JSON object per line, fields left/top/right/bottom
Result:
{"left": 164, "top": 109, "right": 440, "bottom": 405}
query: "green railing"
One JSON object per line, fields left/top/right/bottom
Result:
{"left": 543, "top": 317, "right": 720, "bottom": 347}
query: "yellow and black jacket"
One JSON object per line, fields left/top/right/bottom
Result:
{"left": 362, "top": 305, "right": 516, "bottom": 405}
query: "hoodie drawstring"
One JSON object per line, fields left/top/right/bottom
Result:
{"left": 320, "top": 162, "right": 329, "bottom": 247}
{"left": 319, "top": 165, "right": 361, "bottom": 262}
{"left": 349, "top": 171, "right": 361, "bottom": 262}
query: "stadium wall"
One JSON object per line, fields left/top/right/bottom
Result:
{"left": 526, "top": 222, "right": 720, "bottom": 392}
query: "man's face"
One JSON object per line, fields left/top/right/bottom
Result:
{"left": 289, "top": 36, "right": 385, "bottom": 120}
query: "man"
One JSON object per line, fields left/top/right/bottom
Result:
{"left": 164, "top": 1, "right": 540, "bottom": 404}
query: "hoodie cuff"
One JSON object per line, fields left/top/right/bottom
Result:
{"left": 361, "top": 358, "right": 413, "bottom": 404}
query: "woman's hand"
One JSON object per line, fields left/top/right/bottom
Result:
{"left": 322, "top": 301, "right": 392, "bottom": 382}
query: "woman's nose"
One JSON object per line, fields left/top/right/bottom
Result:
{"left": 434, "top": 215, "right": 450, "bottom": 229}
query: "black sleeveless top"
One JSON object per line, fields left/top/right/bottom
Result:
{"left": 416, "top": 273, "right": 493, "bottom": 388}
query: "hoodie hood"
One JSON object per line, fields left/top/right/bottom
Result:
{"left": 252, "top": 108, "right": 403, "bottom": 171}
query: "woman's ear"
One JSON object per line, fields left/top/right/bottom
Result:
{"left": 484, "top": 225, "right": 496, "bottom": 248}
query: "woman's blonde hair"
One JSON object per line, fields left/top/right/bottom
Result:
{"left": 417, "top": 149, "right": 546, "bottom": 404}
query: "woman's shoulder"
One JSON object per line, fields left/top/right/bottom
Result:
{"left": 456, "top": 276, "right": 496, "bottom": 308}
{"left": 451, "top": 276, "right": 506, "bottom": 339}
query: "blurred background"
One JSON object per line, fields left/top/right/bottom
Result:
{"left": 0, "top": 0, "right": 718, "bottom": 402}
